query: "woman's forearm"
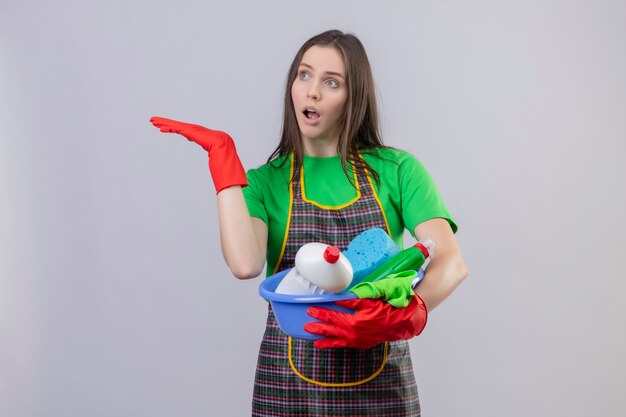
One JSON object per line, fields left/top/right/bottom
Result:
{"left": 217, "top": 186, "right": 267, "bottom": 279}
{"left": 415, "top": 247, "right": 468, "bottom": 311}
{"left": 413, "top": 218, "right": 468, "bottom": 311}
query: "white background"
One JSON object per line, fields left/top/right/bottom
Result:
{"left": 1, "top": 1, "right": 625, "bottom": 416}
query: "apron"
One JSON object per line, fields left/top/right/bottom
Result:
{"left": 251, "top": 154, "right": 421, "bottom": 416}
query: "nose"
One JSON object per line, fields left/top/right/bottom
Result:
{"left": 307, "top": 83, "right": 320, "bottom": 101}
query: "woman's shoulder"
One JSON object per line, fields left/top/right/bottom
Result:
{"left": 246, "top": 154, "right": 291, "bottom": 184}
{"left": 360, "top": 146, "right": 423, "bottom": 170}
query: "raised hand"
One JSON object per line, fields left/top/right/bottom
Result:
{"left": 149, "top": 116, "right": 247, "bottom": 193}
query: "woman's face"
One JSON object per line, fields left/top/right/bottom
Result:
{"left": 291, "top": 45, "right": 348, "bottom": 151}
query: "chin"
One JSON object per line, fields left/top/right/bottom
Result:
{"left": 300, "top": 127, "right": 323, "bottom": 139}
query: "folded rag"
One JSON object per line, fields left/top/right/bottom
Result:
{"left": 348, "top": 270, "right": 417, "bottom": 308}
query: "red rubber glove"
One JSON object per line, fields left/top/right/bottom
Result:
{"left": 304, "top": 293, "right": 428, "bottom": 349}
{"left": 149, "top": 116, "right": 248, "bottom": 194}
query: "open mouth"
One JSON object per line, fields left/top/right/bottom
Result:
{"left": 303, "top": 108, "right": 320, "bottom": 120}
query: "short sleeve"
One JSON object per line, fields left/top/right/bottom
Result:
{"left": 399, "top": 154, "right": 458, "bottom": 235}
{"left": 242, "top": 168, "right": 269, "bottom": 225}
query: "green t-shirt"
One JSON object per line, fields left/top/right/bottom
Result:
{"left": 243, "top": 147, "right": 457, "bottom": 275}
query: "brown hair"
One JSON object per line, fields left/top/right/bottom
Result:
{"left": 267, "top": 29, "right": 390, "bottom": 186}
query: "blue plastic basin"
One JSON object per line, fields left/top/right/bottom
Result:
{"left": 258, "top": 269, "right": 357, "bottom": 340}
{"left": 258, "top": 268, "right": 425, "bottom": 341}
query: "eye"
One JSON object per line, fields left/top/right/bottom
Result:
{"left": 325, "top": 79, "right": 339, "bottom": 88}
{"left": 298, "top": 71, "right": 310, "bottom": 81}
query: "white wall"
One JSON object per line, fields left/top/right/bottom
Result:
{"left": 1, "top": 1, "right": 625, "bottom": 416}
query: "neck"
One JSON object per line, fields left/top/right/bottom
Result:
{"left": 302, "top": 135, "right": 339, "bottom": 158}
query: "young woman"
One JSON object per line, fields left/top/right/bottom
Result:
{"left": 150, "top": 29, "right": 467, "bottom": 417}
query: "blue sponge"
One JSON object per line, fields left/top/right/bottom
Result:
{"left": 343, "top": 228, "right": 401, "bottom": 288}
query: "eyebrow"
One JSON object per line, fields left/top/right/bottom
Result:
{"left": 299, "top": 62, "right": 345, "bottom": 79}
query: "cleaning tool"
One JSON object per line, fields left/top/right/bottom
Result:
{"left": 275, "top": 243, "right": 353, "bottom": 295}
{"left": 342, "top": 228, "right": 401, "bottom": 286}
{"left": 352, "top": 239, "right": 435, "bottom": 287}
{"left": 349, "top": 270, "right": 417, "bottom": 308}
